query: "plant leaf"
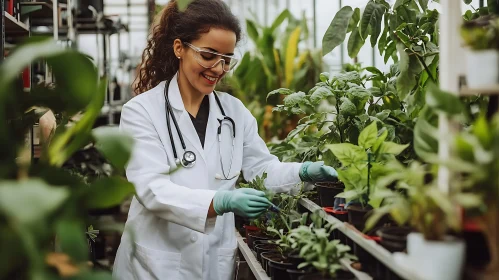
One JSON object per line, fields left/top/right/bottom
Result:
{"left": 93, "top": 126, "right": 135, "bottom": 171}
{"left": 246, "top": 19, "right": 260, "bottom": 44}
{"left": 322, "top": 6, "right": 354, "bottom": 56}
{"left": 360, "top": 2, "right": 377, "bottom": 40}
{"left": 285, "top": 27, "right": 302, "bottom": 87}
{"left": 378, "top": 141, "right": 409, "bottom": 155}
{"left": 326, "top": 143, "right": 367, "bottom": 166}
{"left": 358, "top": 121, "right": 378, "bottom": 150}
{"left": 85, "top": 177, "right": 135, "bottom": 209}
{"left": 396, "top": 43, "right": 421, "bottom": 100}
{"left": 0, "top": 179, "right": 69, "bottom": 225}
{"left": 347, "top": 27, "right": 364, "bottom": 58}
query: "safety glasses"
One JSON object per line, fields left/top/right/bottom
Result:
{"left": 183, "top": 42, "right": 239, "bottom": 72}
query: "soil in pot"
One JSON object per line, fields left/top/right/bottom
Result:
{"left": 377, "top": 226, "right": 412, "bottom": 253}
{"left": 298, "top": 270, "right": 355, "bottom": 280}
{"left": 247, "top": 231, "right": 272, "bottom": 251}
{"left": 255, "top": 244, "right": 279, "bottom": 263}
{"left": 315, "top": 182, "right": 344, "bottom": 207}
{"left": 261, "top": 252, "right": 281, "bottom": 276}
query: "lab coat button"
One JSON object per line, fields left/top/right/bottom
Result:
{"left": 190, "top": 235, "right": 197, "bottom": 242}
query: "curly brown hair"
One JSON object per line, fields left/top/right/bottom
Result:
{"left": 133, "top": 0, "right": 242, "bottom": 95}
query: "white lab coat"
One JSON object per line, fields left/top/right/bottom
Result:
{"left": 112, "top": 74, "right": 302, "bottom": 280}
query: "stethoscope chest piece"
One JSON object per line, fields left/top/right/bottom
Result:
{"left": 177, "top": 150, "right": 196, "bottom": 168}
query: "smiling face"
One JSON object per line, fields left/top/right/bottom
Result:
{"left": 174, "top": 28, "right": 237, "bottom": 97}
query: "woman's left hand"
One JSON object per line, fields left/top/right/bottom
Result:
{"left": 299, "top": 161, "right": 338, "bottom": 182}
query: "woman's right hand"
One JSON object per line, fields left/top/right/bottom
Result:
{"left": 213, "top": 189, "right": 271, "bottom": 218}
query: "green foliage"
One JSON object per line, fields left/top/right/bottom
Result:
{"left": 461, "top": 16, "right": 499, "bottom": 50}
{"left": 326, "top": 122, "right": 409, "bottom": 207}
{"left": 0, "top": 38, "right": 136, "bottom": 279}
{"left": 288, "top": 211, "right": 355, "bottom": 278}
{"left": 218, "top": 9, "right": 323, "bottom": 140}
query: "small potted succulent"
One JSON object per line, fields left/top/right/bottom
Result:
{"left": 461, "top": 15, "right": 499, "bottom": 88}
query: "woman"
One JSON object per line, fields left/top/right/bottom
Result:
{"left": 113, "top": 1, "right": 338, "bottom": 279}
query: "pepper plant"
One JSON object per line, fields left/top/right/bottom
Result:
{"left": 326, "top": 121, "right": 409, "bottom": 208}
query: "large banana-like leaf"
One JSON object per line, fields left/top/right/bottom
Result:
{"left": 285, "top": 27, "right": 301, "bottom": 88}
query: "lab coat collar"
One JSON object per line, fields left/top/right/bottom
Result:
{"left": 166, "top": 73, "right": 185, "bottom": 111}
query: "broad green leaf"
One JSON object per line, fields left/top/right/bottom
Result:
{"left": 339, "top": 97, "right": 357, "bottom": 117}
{"left": 372, "top": 129, "right": 388, "bottom": 153}
{"left": 365, "top": 205, "right": 391, "bottom": 231}
{"left": 246, "top": 19, "right": 259, "bottom": 44}
{"left": 56, "top": 220, "right": 88, "bottom": 262}
{"left": 270, "top": 9, "right": 291, "bottom": 33}
{"left": 472, "top": 115, "right": 492, "bottom": 148}
{"left": 336, "top": 190, "right": 362, "bottom": 201}
{"left": 360, "top": 2, "right": 377, "bottom": 40}
{"left": 426, "top": 84, "right": 464, "bottom": 116}
{"left": 267, "top": 88, "right": 293, "bottom": 100}
{"left": 322, "top": 6, "right": 354, "bottom": 56}
{"left": 358, "top": 121, "right": 378, "bottom": 150}
{"left": 365, "top": 67, "right": 383, "bottom": 77}
{"left": 370, "top": 7, "right": 384, "bottom": 47}
{"left": 0, "top": 179, "right": 69, "bottom": 225}
{"left": 396, "top": 43, "right": 421, "bottom": 100}
{"left": 93, "top": 126, "right": 134, "bottom": 170}
{"left": 286, "top": 124, "right": 308, "bottom": 141}
{"left": 414, "top": 118, "right": 439, "bottom": 161}
{"left": 326, "top": 143, "right": 367, "bottom": 166}
{"left": 384, "top": 41, "right": 396, "bottom": 64}
{"left": 310, "top": 87, "right": 334, "bottom": 105}
{"left": 454, "top": 193, "right": 483, "bottom": 208}
{"left": 418, "top": 0, "right": 429, "bottom": 10}
{"left": 283, "top": 91, "right": 306, "bottom": 107}
{"left": 85, "top": 177, "right": 135, "bottom": 209}
{"left": 378, "top": 25, "right": 389, "bottom": 55}
{"left": 378, "top": 141, "right": 409, "bottom": 155}
{"left": 375, "top": 110, "right": 391, "bottom": 121}
{"left": 347, "top": 27, "right": 364, "bottom": 58}
{"left": 348, "top": 8, "right": 361, "bottom": 33}
{"left": 177, "top": 0, "right": 193, "bottom": 11}
{"left": 394, "top": 0, "right": 410, "bottom": 10}
{"left": 285, "top": 27, "right": 302, "bottom": 87}
{"left": 389, "top": 201, "right": 411, "bottom": 226}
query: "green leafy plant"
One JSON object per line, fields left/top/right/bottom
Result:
{"left": 461, "top": 15, "right": 499, "bottom": 50}
{"left": 364, "top": 159, "right": 470, "bottom": 241}
{"left": 219, "top": 9, "right": 323, "bottom": 140}
{"left": 287, "top": 211, "right": 355, "bottom": 278}
{"left": 326, "top": 121, "right": 409, "bottom": 208}
{"left": 0, "top": 38, "right": 136, "bottom": 279}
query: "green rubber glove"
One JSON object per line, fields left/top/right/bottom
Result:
{"left": 213, "top": 188, "right": 271, "bottom": 218}
{"left": 299, "top": 161, "right": 338, "bottom": 182}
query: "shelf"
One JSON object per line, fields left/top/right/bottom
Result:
{"left": 298, "top": 198, "right": 425, "bottom": 280}
{"left": 20, "top": 2, "right": 54, "bottom": 19}
{"left": 235, "top": 231, "right": 270, "bottom": 280}
{"left": 460, "top": 85, "right": 499, "bottom": 96}
{"left": 4, "top": 12, "right": 29, "bottom": 35}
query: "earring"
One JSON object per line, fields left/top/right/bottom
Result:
{"left": 177, "top": 56, "right": 181, "bottom": 59}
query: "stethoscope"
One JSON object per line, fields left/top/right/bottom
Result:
{"left": 163, "top": 79, "right": 239, "bottom": 180}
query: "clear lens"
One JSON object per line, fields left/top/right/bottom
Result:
{"left": 185, "top": 42, "right": 238, "bottom": 72}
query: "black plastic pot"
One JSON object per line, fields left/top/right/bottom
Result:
{"left": 377, "top": 227, "right": 412, "bottom": 253}
{"left": 247, "top": 231, "right": 273, "bottom": 251}
{"left": 315, "top": 182, "right": 344, "bottom": 207}
{"left": 298, "top": 270, "right": 355, "bottom": 280}
{"left": 323, "top": 207, "right": 348, "bottom": 243}
{"left": 346, "top": 204, "right": 372, "bottom": 231}
{"left": 287, "top": 252, "right": 306, "bottom": 269}
{"left": 268, "top": 257, "right": 294, "bottom": 280}
{"left": 287, "top": 269, "right": 312, "bottom": 280}
{"left": 261, "top": 252, "right": 281, "bottom": 276}
{"left": 255, "top": 243, "right": 278, "bottom": 263}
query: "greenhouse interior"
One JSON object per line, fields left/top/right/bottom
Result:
{"left": 1, "top": 0, "right": 499, "bottom": 279}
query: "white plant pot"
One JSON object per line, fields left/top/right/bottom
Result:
{"left": 466, "top": 49, "right": 499, "bottom": 88}
{"left": 407, "top": 232, "right": 465, "bottom": 280}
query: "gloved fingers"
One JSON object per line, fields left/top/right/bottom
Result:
{"left": 245, "top": 209, "right": 267, "bottom": 219}
{"left": 239, "top": 188, "right": 266, "bottom": 197}
{"left": 247, "top": 201, "right": 271, "bottom": 209}
{"left": 248, "top": 195, "right": 271, "bottom": 205}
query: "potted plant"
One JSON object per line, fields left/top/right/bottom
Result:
{"left": 444, "top": 113, "right": 499, "bottom": 279}
{"left": 326, "top": 121, "right": 409, "bottom": 232}
{"left": 365, "top": 159, "right": 475, "bottom": 280}
{"left": 461, "top": 16, "right": 499, "bottom": 88}
{"left": 287, "top": 212, "right": 356, "bottom": 280}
